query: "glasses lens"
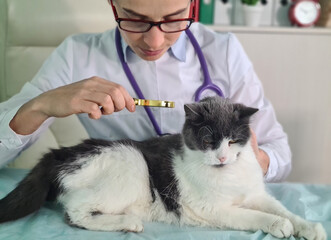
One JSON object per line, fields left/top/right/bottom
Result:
{"left": 119, "top": 20, "right": 151, "bottom": 32}
{"left": 118, "top": 19, "right": 192, "bottom": 33}
{"left": 160, "top": 20, "right": 192, "bottom": 33}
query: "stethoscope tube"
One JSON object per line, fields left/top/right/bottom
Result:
{"left": 185, "top": 29, "right": 224, "bottom": 101}
{"left": 115, "top": 28, "right": 163, "bottom": 136}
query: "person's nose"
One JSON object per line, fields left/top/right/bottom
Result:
{"left": 143, "top": 26, "right": 165, "bottom": 50}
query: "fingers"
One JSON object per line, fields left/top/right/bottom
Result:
{"left": 118, "top": 86, "right": 136, "bottom": 113}
{"left": 40, "top": 77, "right": 136, "bottom": 119}
{"left": 249, "top": 128, "right": 270, "bottom": 175}
{"left": 105, "top": 85, "right": 135, "bottom": 113}
{"left": 84, "top": 92, "right": 115, "bottom": 115}
{"left": 79, "top": 77, "right": 136, "bottom": 119}
{"left": 80, "top": 102, "right": 102, "bottom": 120}
{"left": 93, "top": 78, "right": 135, "bottom": 113}
{"left": 83, "top": 87, "right": 134, "bottom": 116}
{"left": 250, "top": 128, "right": 259, "bottom": 156}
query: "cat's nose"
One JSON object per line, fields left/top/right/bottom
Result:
{"left": 219, "top": 157, "right": 227, "bottom": 163}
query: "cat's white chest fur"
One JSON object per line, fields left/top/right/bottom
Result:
{"left": 174, "top": 142, "right": 265, "bottom": 225}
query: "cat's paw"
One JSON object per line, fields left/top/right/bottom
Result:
{"left": 268, "top": 217, "right": 294, "bottom": 238}
{"left": 121, "top": 217, "right": 144, "bottom": 233}
{"left": 314, "top": 223, "right": 328, "bottom": 240}
{"left": 295, "top": 222, "right": 327, "bottom": 240}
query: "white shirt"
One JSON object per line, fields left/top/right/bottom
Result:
{"left": 0, "top": 23, "right": 291, "bottom": 182}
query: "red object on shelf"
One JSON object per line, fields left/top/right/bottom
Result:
{"left": 289, "top": 0, "right": 321, "bottom": 27}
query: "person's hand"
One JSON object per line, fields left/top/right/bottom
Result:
{"left": 37, "top": 76, "right": 135, "bottom": 119}
{"left": 10, "top": 77, "right": 135, "bottom": 135}
{"left": 250, "top": 129, "right": 270, "bottom": 176}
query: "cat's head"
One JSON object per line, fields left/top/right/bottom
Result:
{"left": 182, "top": 96, "right": 258, "bottom": 167}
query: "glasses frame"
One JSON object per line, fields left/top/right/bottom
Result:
{"left": 115, "top": 18, "right": 194, "bottom": 33}
{"left": 109, "top": 0, "right": 196, "bottom": 33}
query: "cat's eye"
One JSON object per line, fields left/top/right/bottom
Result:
{"left": 202, "top": 138, "right": 214, "bottom": 149}
{"left": 228, "top": 140, "right": 237, "bottom": 146}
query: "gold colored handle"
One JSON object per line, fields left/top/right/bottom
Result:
{"left": 133, "top": 98, "right": 175, "bottom": 108}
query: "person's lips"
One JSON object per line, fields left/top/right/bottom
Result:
{"left": 140, "top": 48, "right": 163, "bottom": 57}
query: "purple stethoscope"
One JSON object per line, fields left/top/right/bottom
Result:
{"left": 115, "top": 27, "right": 224, "bottom": 136}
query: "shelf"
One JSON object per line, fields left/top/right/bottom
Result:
{"left": 207, "top": 25, "right": 331, "bottom": 36}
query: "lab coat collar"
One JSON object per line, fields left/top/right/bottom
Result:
{"left": 170, "top": 31, "right": 186, "bottom": 62}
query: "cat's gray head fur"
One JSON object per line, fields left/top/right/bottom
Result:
{"left": 182, "top": 96, "right": 258, "bottom": 152}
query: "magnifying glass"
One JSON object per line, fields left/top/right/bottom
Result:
{"left": 133, "top": 98, "right": 175, "bottom": 108}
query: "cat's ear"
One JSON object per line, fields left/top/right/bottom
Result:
{"left": 240, "top": 106, "right": 259, "bottom": 118}
{"left": 184, "top": 103, "right": 202, "bottom": 121}
{"left": 234, "top": 104, "right": 258, "bottom": 119}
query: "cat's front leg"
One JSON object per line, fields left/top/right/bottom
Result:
{"left": 182, "top": 204, "right": 294, "bottom": 238}
{"left": 65, "top": 210, "right": 144, "bottom": 232}
{"left": 243, "top": 194, "right": 327, "bottom": 240}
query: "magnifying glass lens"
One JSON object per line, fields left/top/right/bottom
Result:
{"left": 133, "top": 98, "right": 175, "bottom": 108}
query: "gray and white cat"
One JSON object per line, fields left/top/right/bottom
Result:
{"left": 0, "top": 96, "right": 326, "bottom": 239}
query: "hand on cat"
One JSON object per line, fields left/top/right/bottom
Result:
{"left": 250, "top": 129, "right": 270, "bottom": 176}
{"left": 10, "top": 76, "right": 136, "bottom": 135}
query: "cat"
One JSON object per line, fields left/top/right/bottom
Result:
{"left": 0, "top": 96, "right": 327, "bottom": 239}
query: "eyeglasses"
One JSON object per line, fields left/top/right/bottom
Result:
{"left": 109, "top": 0, "right": 195, "bottom": 33}
{"left": 115, "top": 18, "right": 194, "bottom": 33}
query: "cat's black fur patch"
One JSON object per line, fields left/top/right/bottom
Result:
{"left": 91, "top": 210, "right": 102, "bottom": 216}
{"left": 134, "top": 134, "right": 183, "bottom": 217}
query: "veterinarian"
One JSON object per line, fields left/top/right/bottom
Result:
{"left": 0, "top": 0, "right": 291, "bottom": 182}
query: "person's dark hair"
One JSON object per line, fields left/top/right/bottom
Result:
{"left": 107, "top": 0, "right": 196, "bottom": 20}
{"left": 107, "top": 0, "right": 194, "bottom": 4}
